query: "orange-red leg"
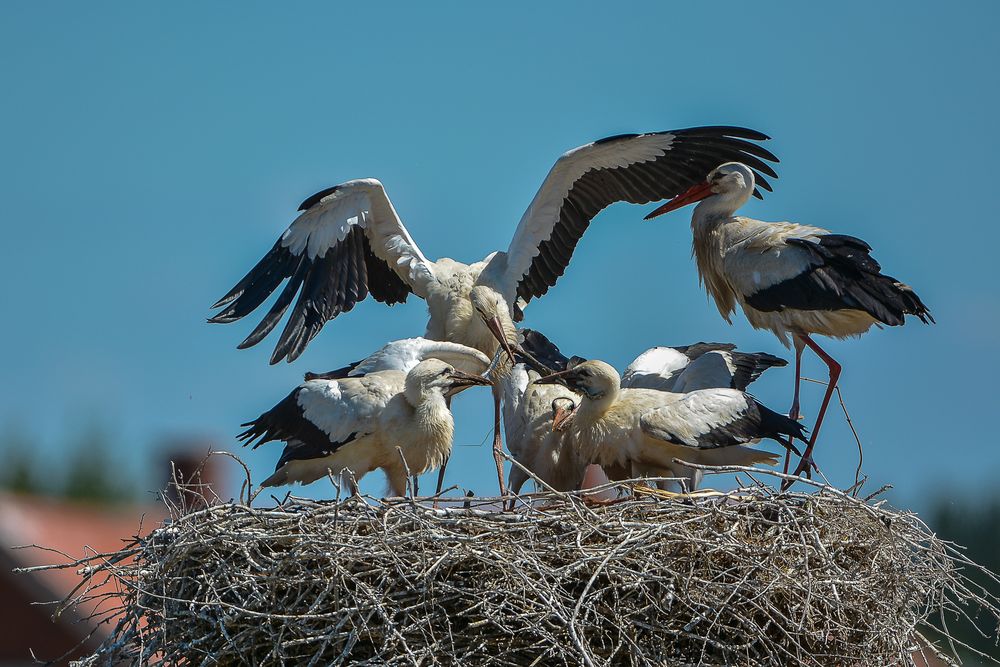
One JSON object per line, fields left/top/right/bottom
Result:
{"left": 789, "top": 336, "right": 805, "bottom": 420}
{"left": 791, "top": 333, "right": 841, "bottom": 480}
{"left": 492, "top": 387, "right": 508, "bottom": 501}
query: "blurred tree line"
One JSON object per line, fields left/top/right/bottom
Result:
{"left": 0, "top": 421, "right": 135, "bottom": 504}
{"left": 927, "top": 496, "right": 1000, "bottom": 662}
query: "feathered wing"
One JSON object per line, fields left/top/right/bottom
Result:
{"left": 496, "top": 127, "right": 779, "bottom": 306}
{"left": 210, "top": 179, "right": 437, "bottom": 363}
{"left": 239, "top": 372, "right": 404, "bottom": 470}
{"left": 727, "top": 224, "right": 933, "bottom": 326}
{"left": 348, "top": 338, "right": 491, "bottom": 376}
{"left": 304, "top": 338, "right": 490, "bottom": 381}
{"left": 639, "top": 389, "right": 805, "bottom": 450}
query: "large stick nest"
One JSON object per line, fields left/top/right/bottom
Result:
{"left": 47, "top": 466, "right": 1000, "bottom": 666}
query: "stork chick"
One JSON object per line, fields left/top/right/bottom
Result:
{"left": 644, "top": 162, "right": 932, "bottom": 483}
{"left": 239, "top": 359, "right": 490, "bottom": 495}
{"left": 537, "top": 360, "right": 804, "bottom": 491}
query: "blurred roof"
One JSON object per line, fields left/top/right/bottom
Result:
{"left": 0, "top": 492, "right": 168, "bottom": 663}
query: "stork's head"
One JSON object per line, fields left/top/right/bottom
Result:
{"left": 551, "top": 396, "right": 577, "bottom": 432}
{"left": 643, "top": 162, "right": 755, "bottom": 220}
{"left": 469, "top": 285, "right": 516, "bottom": 362}
{"left": 405, "top": 359, "right": 492, "bottom": 405}
{"left": 535, "top": 359, "right": 620, "bottom": 403}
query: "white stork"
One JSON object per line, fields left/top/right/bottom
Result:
{"left": 535, "top": 360, "right": 804, "bottom": 492}
{"left": 501, "top": 331, "right": 584, "bottom": 504}
{"left": 239, "top": 357, "right": 491, "bottom": 495}
{"left": 643, "top": 162, "right": 933, "bottom": 481}
{"left": 524, "top": 333, "right": 788, "bottom": 492}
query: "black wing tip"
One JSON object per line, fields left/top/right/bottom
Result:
{"left": 672, "top": 125, "right": 772, "bottom": 143}
{"left": 298, "top": 185, "right": 340, "bottom": 212}
{"left": 210, "top": 294, "right": 237, "bottom": 310}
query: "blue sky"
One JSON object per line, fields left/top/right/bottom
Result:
{"left": 1, "top": 2, "right": 997, "bottom": 508}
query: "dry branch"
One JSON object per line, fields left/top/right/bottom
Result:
{"left": 26, "top": 465, "right": 1000, "bottom": 667}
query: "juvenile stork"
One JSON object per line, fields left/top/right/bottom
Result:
{"left": 643, "top": 162, "right": 933, "bottom": 481}
{"left": 531, "top": 335, "right": 789, "bottom": 492}
{"left": 210, "top": 127, "right": 778, "bottom": 365}
{"left": 536, "top": 360, "right": 805, "bottom": 492}
{"left": 501, "top": 331, "right": 583, "bottom": 504}
{"left": 239, "top": 359, "right": 491, "bottom": 495}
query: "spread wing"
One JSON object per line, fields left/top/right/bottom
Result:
{"left": 499, "top": 127, "right": 779, "bottom": 306}
{"left": 210, "top": 179, "right": 437, "bottom": 363}
{"left": 305, "top": 338, "right": 491, "bottom": 380}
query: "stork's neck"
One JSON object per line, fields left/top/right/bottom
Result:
{"left": 576, "top": 383, "right": 620, "bottom": 421}
{"left": 692, "top": 193, "right": 744, "bottom": 228}
{"left": 410, "top": 389, "right": 452, "bottom": 425}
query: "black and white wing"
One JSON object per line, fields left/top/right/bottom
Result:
{"left": 670, "top": 350, "right": 787, "bottom": 393}
{"left": 622, "top": 346, "right": 694, "bottom": 391}
{"left": 639, "top": 389, "right": 805, "bottom": 450}
{"left": 496, "top": 127, "right": 779, "bottom": 306}
{"left": 728, "top": 227, "right": 933, "bottom": 328}
{"left": 304, "top": 338, "right": 490, "bottom": 381}
{"left": 238, "top": 373, "right": 403, "bottom": 473}
{"left": 210, "top": 179, "right": 437, "bottom": 363}
{"left": 622, "top": 342, "right": 742, "bottom": 391}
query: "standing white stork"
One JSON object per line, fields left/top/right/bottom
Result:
{"left": 535, "top": 360, "right": 805, "bottom": 491}
{"left": 643, "top": 162, "right": 933, "bottom": 482}
{"left": 239, "top": 358, "right": 491, "bottom": 495}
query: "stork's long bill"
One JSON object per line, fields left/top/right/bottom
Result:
{"left": 643, "top": 181, "right": 715, "bottom": 220}
{"left": 444, "top": 369, "right": 493, "bottom": 397}
{"left": 485, "top": 316, "right": 516, "bottom": 364}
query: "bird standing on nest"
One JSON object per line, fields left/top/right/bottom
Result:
{"left": 643, "top": 162, "right": 932, "bottom": 482}
{"left": 536, "top": 359, "right": 805, "bottom": 492}
{"left": 239, "top": 358, "right": 491, "bottom": 496}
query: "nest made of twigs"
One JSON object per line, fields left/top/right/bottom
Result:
{"left": 46, "top": 464, "right": 1000, "bottom": 667}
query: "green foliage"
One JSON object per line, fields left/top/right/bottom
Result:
{"left": 0, "top": 423, "right": 41, "bottom": 494}
{"left": 61, "top": 422, "right": 135, "bottom": 504}
{"left": 927, "top": 493, "right": 1000, "bottom": 662}
{"left": 0, "top": 419, "right": 135, "bottom": 504}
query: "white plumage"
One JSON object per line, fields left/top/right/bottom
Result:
{"left": 239, "top": 358, "right": 491, "bottom": 495}
{"left": 536, "top": 360, "right": 804, "bottom": 492}
{"left": 304, "top": 337, "right": 492, "bottom": 381}
{"left": 622, "top": 343, "right": 786, "bottom": 393}
{"left": 501, "top": 361, "right": 583, "bottom": 501}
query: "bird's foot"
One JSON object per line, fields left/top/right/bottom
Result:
{"left": 781, "top": 455, "right": 819, "bottom": 491}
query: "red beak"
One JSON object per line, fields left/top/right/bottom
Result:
{"left": 643, "top": 181, "right": 715, "bottom": 220}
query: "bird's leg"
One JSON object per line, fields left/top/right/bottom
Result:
{"left": 491, "top": 387, "right": 508, "bottom": 501}
{"left": 411, "top": 475, "right": 419, "bottom": 498}
{"left": 432, "top": 456, "right": 449, "bottom": 509}
{"left": 791, "top": 334, "right": 841, "bottom": 480}
{"left": 789, "top": 335, "right": 806, "bottom": 420}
